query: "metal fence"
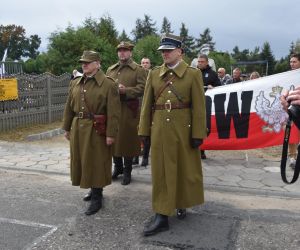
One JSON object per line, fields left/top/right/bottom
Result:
{"left": 0, "top": 61, "right": 23, "bottom": 77}
{"left": 0, "top": 72, "right": 70, "bottom": 132}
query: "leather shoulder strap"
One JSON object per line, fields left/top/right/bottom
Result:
{"left": 154, "top": 75, "right": 175, "bottom": 105}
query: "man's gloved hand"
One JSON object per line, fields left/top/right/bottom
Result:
{"left": 140, "top": 136, "right": 150, "bottom": 145}
{"left": 191, "top": 138, "right": 203, "bottom": 148}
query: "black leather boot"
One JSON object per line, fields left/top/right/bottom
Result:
{"left": 112, "top": 165, "right": 123, "bottom": 179}
{"left": 201, "top": 150, "right": 207, "bottom": 159}
{"left": 83, "top": 189, "right": 92, "bottom": 201}
{"left": 85, "top": 188, "right": 103, "bottom": 216}
{"left": 176, "top": 208, "right": 187, "bottom": 219}
{"left": 133, "top": 156, "right": 139, "bottom": 165}
{"left": 121, "top": 165, "right": 132, "bottom": 185}
{"left": 112, "top": 157, "right": 123, "bottom": 180}
{"left": 141, "top": 157, "right": 148, "bottom": 167}
{"left": 122, "top": 158, "right": 133, "bottom": 185}
{"left": 142, "top": 138, "right": 150, "bottom": 167}
{"left": 143, "top": 213, "right": 169, "bottom": 236}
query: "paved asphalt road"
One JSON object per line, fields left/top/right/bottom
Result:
{"left": 0, "top": 137, "right": 300, "bottom": 249}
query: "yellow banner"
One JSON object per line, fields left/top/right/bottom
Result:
{"left": 0, "top": 78, "right": 18, "bottom": 101}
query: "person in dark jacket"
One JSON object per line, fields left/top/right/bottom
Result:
{"left": 197, "top": 54, "right": 221, "bottom": 159}
{"left": 232, "top": 67, "right": 242, "bottom": 83}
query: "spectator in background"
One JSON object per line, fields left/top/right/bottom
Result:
{"left": 232, "top": 68, "right": 242, "bottom": 83}
{"left": 140, "top": 57, "right": 151, "bottom": 167}
{"left": 71, "top": 69, "right": 82, "bottom": 79}
{"left": 285, "top": 53, "right": 300, "bottom": 169}
{"left": 141, "top": 57, "right": 151, "bottom": 70}
{"left": 133, "top": 57, "right": 152, "bottom": 167}
{"left": 197, "top": 54, "right": 221, "bottom": 159}
{"left": 217, "top": 67, "right": 232, "bottom": 85}
{"left": 249, "top": 71, "right": 260, "bottom": 80}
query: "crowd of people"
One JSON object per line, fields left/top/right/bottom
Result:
{"left": 63, "top": 34, "right": 300, "bottom": 236}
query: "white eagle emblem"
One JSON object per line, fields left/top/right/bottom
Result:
{"left": 255, "top": 86, "right": 289, "bottom": 133}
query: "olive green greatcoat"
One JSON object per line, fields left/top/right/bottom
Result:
{"left": 63, "top": 70, "right": 121, "bottom": 188}
{"left": 106, "top": 58, "right": 147, "bottom": 157}
{"left": 138, "top": 60, "right": 207, "bottom": 216}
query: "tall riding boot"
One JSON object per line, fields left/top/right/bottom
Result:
{"left": 112, "top": 156, "right": 123, "bottom": 180}
{"left": 201, "top": 150, "right": 207, "bottom": 159}
{"left": 141, "top": 139, "right": 150, "bottom": 167}
{"left": 85, "top": 188, "right": 103, "bottom": 216}
{"left": 133, "top": 156, "right": 139, "bottom": 165}
{"left": 143, "top": 213, "right": 169, "bottom": 236}
{"left": 122, "top": 157, "right": 133, "bottom": 185}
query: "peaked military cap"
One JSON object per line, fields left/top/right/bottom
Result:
{"left": 78, "top": 50, "right": 101, "bottom": 63}
{"left": 117, "top": 41, "right": 134, "bottom": 51}
{"left": 157, "top": 33, "right": 183, "bottom": 51}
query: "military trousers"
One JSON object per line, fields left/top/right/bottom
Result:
{"left": 113, "top": 156, "right": 133, "bottom": 167}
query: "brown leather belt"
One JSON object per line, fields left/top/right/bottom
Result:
{"left": 75, "top": 112, "right": 94, "bottom": 119}
{"left": 154, "top": 102, "right": 190, "bottom": 111}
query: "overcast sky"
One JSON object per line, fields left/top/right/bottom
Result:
{"left": 1, "top": 0, "right": 299, "bottom": 59}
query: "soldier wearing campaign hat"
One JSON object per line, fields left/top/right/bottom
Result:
{"left": 63, "top": 50, "right": 121, "bottom": 216}
{"left": 106, "top": 41, "right": 147, "bottom": 185}
{"left": 139, "top": 34, "right": 207, "bottom": 236}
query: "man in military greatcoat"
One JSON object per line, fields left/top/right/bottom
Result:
{"left": 138, "top": 34, "right": 207, "bottom": 236}
{"left": 107, "top": 42, "right": 147, "bottom": 185}
{"left": 63, "top": 51, "right": 121, "bottom": 216}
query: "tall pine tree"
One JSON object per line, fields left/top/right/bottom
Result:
{"left": 195, "top": 28, "right": 215, "bottom": 53}
{"left": 179, "top": 22, "right": 195, "bottom": 59}
{"left": 160, "top": 17, "right": 173, "bottom": 34}
{"left": 260, "top": 41, "right": 276, "bottom": 75}
{"left": 118, "top": 29, "right": 131, "bottom": 42}
{"left": 83, "top": 15, "right": 119, "bottom": 47}
{"left": 132, "top": 14, "right": 157, "bottom": 42}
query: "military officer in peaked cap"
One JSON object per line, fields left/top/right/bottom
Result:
{"left": 138, "top": 34, "right": 207, "bottom": 236}
{"left": 63, "top": 50, "right": 121, "bottom": 216}
{"left": 106, "top": 41, "right": 147, "bottom": 185}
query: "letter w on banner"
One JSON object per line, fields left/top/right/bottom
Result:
{"left": 202, "top": 69, "right": 300, "bottom": 150}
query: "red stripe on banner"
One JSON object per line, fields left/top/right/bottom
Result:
{"left": 201, "top": 113, "right": 299, "bottom": 150}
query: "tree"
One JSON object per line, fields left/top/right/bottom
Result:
{"left": 28, "top": 26, "right": 117, "bottom": 75}
{"left": 179, "top": 23, "right": 195, "bottom": 59}
{"left": 118, "top": 29, "right": 131, "bottom": 42}
{"left": 132, "top": 14, "right": 157, "bottom": 42}
{"left": 260, "top": 41, "right": 276, "bottom": 75}
{"left": 231, "top": 46, "right": 249, "bottom": 61}
{"left": 132, "top": 35, "right": 162, "bottom": 67}
{"left": 24, "top": 35, "right": 41, "bottom": 59}
{"left": 294, "top": 39, "right": 300, "bottom": 53}
{"left": 274, "top": 57, "right": 290, "bottom": 74}
{"left": 195, "top": 28, "right": 215, "bottom": 52}
{"left": 160, "top": 17, "right": 173, "bottom": 34}
{"left": 0, "top": 24, "right": 41, "bottom": 60}
{"left": 289, "top": 41, "right": 295, "bottom": 54}
{"left": 208, "top": 51, "right": 233, "bottom": 73}
{"left": 83, "top": 15, "right": 119, "bottom": 47}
